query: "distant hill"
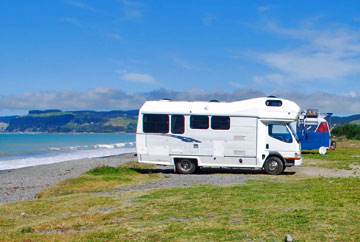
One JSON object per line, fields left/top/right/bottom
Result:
{"left": 326, "top": 114, "right": 360, "bottom": 126}
{"left": 0, "top": 115, "right": 18, "bottom": 123}
{"left": 4, "top": 110, "right": 138, "bottom": 133}
{"left": 2, "top": 110, "right": 360, "bottom": 133}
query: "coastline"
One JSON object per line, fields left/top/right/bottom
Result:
{"left": 0, "top": 153, "right": 137, "bottom": 204}
{"left": 0, "top": 133, "right": 136, "bottom": 170}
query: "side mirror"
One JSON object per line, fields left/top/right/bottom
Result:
{"left": 297, "top": 113, "right": 306, "bottom": 141}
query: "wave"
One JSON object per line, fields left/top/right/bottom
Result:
{"left": 0, "top": 142, "right": 136, "bottom": 171}
{"left": 46, "top": 142, "right": 136, "bottom": 152}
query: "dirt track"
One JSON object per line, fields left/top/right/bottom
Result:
{"left": 286, "top": 164, "right": 360, "bottom": 178}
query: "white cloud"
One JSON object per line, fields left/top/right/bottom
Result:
{"left": 229, "top": 82, "right": 244, "bottom": 89}
{"left": 272, "top": 90, "right": 360, "bottom": 114}
{"left": 172, "top": 56, "right": 196, "bottom": 70}
{"left": 253, "top": 22, "right": 360, "bottom": 83}
{"left": 252, "top": 73, "right": 286, "bottom": 84}
{"left": 59, "top": 17, "right": 81, "bottom": 26}
{"left": 122, "top": 73, "right": 156, "bottom": 84}
{"left": 0, "top": 87, "right": 145, "bottom": 111}
{"left": 202, "top": 15, "right": 216, "bottom": 27}
{"left": 0, "top": 87, "right": 264, "bottom": 112}
{"left": 117, "top": 70, "right": 159, "bottom": 84}
{"left": 115, "top": 0, "right": 144, "bottom": 21}
{"left": 171, "top": 55, "right": 208, "bottom": 71}
{"left": 1, "top": 87, "right": 360, "bottom": 115}
{"left": 66, "top": 0, "right": 96, "bottom": 11}
{"left": 106, "top": 32, "right": 123, "bottom": 40}
{"left": 342, "top": 91, "right": 358, "bottom": 98}
{"left": 258, "top": 5, "right": 273, "bottom": 13}
{"left": 117, "top": 0, "right": 139, "bottom": 6}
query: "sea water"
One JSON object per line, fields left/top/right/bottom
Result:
{"left": 0, "top": 133, "right": 135, "bottom": 170}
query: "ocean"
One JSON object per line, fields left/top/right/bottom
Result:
{"left": 0, "top": 133, "right": 136, "bottom": 170}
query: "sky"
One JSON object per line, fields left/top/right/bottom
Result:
{"left": 1, "top": 0, "right": 360, "bottom": 116}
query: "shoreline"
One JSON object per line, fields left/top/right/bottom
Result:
{"left": 0, "top": 153, "right": 137, "bottom": 204}
{"left": 0, "top": 132, "right": 135, "bottom": 134}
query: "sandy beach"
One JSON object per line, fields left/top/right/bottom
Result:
{"left": 0, "top": 153, "right": 137, "bottom": 204}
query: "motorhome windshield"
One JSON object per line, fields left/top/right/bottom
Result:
{"left": 288, "top": 124, "right": 299, "bottom": 143}
{"left": 268, "top": 124, "right": 293, "bottom": 143}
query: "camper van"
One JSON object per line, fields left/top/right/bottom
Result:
{"left": 297, "top": 109, "right": 335, "bottom": 154}
{"left": 136, "top": 97, "right": 302, "bottom": 175}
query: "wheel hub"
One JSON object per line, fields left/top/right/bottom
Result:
{"left": 181, "top": 161, "right": 190, "bottom": 170}
{"left": 269, "top": 161, "right": 278, "bottom": 171}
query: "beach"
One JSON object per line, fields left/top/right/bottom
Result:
{"left": 0, "top": 153, "right": 136, "bottom": 204}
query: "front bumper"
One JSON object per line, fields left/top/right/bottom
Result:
{"left": 295, "top": 157, "right": 303, "bottom": 166}
{"left": 285, "top": 157, "right": 303, "bottom": 167}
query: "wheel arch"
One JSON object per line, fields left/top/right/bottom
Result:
{"left": 264, "top": 152, "right": 285, "bottom": 168}
{"left": 173, "top": 157, "right": 199, "bottom": 166}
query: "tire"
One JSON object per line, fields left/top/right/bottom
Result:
{"left": 264, "top": 156, "right": 284, "bottom": 175}
{"left": 176, "top": 159, "right": 196, "bottom": 174}
{"left": 319, "top": 146, "right": 327, "bottom": 155}
{"left": 330, "top": 141, "right": 336, "bottom": 150}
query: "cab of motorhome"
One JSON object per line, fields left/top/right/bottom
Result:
{"left": 136, "top": 97, "right": 302, "bottom": 175}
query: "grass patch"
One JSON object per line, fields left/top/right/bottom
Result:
{"left": 302, "top": 141, "right": 360, "bottom": 170}
{"left": 35, "top": 162, "right": 158, "bottom": 199}
{"left": 104, "top": 117, "right": 136, "bottom": 127}
{"left": 87, "top": 166, "right": 137, "bottom": 176}
{"left": 1, "top": 177, "right": 359, "bottom": 241}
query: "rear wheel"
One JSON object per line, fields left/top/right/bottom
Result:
{"left": 176, "top": 159, "right": 196, "bottom": 174}
{"left": 319, "top": 146, "right": 327, "bottom": 155}
{"left": 264, "top": 156, "right": 284, "bottom": 175}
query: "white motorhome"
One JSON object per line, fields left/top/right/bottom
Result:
{"left": 136, "top": 97, "right": 302, "bottom": 175}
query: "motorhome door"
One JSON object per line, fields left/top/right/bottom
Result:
{"left": 265, "top": 123, "right": 296, "bottom": 157}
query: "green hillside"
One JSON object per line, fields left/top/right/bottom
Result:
{"left": 5, "top": 110, "right": 138, "bottom": 133}
{"left": 349, "top": 119, "right": 360, "bottom": 125}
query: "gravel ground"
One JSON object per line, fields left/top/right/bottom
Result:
{"left": 2, "top": 153, "right": 358, "bottom": 204}
{"left": 0, "top": 153, "right": 257, "bottom": 204}
{"left": 0, "top": 153, "right": 136, "bottom": 204}
{"left": 112, "top": 172, "right": 255, "bottom": 193}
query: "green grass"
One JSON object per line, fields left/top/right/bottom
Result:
{"left": 1, "top": 177, "right": 359, "bottom": 241}
{"left": 104, "top": 117, "right": 137, "bottom": 127}
{"left": 28, "top": 112, "right": 74, "bottom": 117}
{"left": 129, "top": 178, "right": 360, "bottom": 241}
{"left": 35, "top": 163, "right": 158, "bottom": 198}
{"left": 302, "top": 141, "right": 360, "bottom": 170}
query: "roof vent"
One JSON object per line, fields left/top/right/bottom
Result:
{"left": 161, "top": 98, "right": 172, "bottom": 101}
{"left": 267, "top": 95, "right": 277, "bottom": 98}
{"left": 209, "top": 100, "right": 219, "bottom": 102}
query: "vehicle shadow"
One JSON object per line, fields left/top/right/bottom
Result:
{"left": 131, "top": 166, "right": 296, "bottom": 176}
{"left": 301, "top": 150, "right": 319, "bottom": 155}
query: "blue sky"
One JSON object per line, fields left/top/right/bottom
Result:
{"left": 1, "top": 0, "right": 360, "bottom": 115}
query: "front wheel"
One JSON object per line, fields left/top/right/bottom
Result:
{"left": 264, "top": 156, "right": 284, "bottom": 175}
{"left": 176, "top": 159, "right": 197, "bottom": 174}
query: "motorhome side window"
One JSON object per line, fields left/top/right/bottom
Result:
{"left": 171, "top": 115, "right": 185, "bottom": 134}
{"left": 190, "top": 115, "right": 209, "bottom": 129}
{"left": 143, "top": 114, "right": 169, "bottom": 133}
{"left": 268, "top": 124, "right": 293, "bottom": 143}
{"left": 211, "top": 116, "right": 230, "bottom": 130}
